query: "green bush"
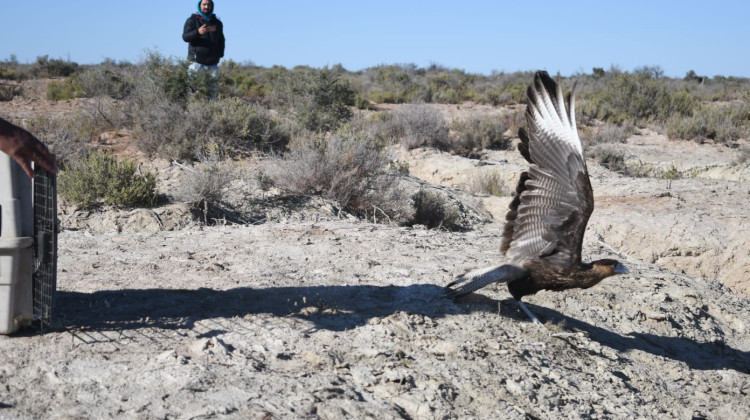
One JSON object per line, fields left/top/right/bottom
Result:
{"left": 581, "top": 73, "right": 697, "bottom": 124}
{"left": 354, "top": 94, "right": 376, "bottom": 110}
{"left": 498, "top": 82, "right": 528, "bottom": 104}
{"left": 59, "top": 151, "right": 157, "bottom": 209}
{"left": 365, "top": 65, "right": 423, "bottom": 104}
{"left": 194, "top": 97, "right": 290, "bottom": 153}
{"left": 660, "top": 164, "right": 680, "bottom": 180}
{"left": 31, "top": 55, "right": 78, "bottom": 78}
{"left": 46, "top": 76, "right": 84, "bottom": 100}
{"left": 138, "top": 51, "right": 191, "bottom": 105}
{"left": 666, "top": 103, "right": 749, "bottom": 144}
{"left": 0, "top": 55, "right": 24, "bottom": 80}
{"left": 267, "top": 66, "right": 355, "bottom": 132}
{"left": 219, "top": 60, "right": 265, "bottom": 99}
{"left": 427, "top": 70, "right": 479, "bottom": 104}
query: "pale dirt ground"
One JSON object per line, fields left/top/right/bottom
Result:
{"left": 0, "top": 83, "right": 749, "bottom": 419}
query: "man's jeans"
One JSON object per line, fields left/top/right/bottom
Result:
{"left": 188, "top": 62, "right": 219, "bottom": 99}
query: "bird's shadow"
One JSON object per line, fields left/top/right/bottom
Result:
{"left": 48, "top": 285, "right": 749, "bottom": 374}
{"left": 510, "top": 299, "right": 750, "bottom": 374}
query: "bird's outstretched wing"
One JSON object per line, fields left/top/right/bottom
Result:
{"left": 501, "top": 71, "right": 593, "bottom": 270}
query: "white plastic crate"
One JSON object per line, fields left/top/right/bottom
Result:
{"left": 0, "top": 153, "right": 34, "bottom": 334}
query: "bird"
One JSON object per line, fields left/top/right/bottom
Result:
{"left": 445, "top": 71, "right": 628, "bottom": 325}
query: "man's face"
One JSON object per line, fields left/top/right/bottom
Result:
{"left": 200, "top": 0, "right": 212, "bottom": 14}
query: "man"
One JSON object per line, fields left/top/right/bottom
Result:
{"left": 0, "top": 117, "right": 57, "bottom": 178}
{"left": 182, "top": 0, "right": 225, "bottom": 98}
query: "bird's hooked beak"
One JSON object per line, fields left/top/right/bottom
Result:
{"left": 613, "top": 262, "right": 629, "bottom": 274}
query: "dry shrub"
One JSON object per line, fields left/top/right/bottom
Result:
{"left": 388, "top": 104, "right": 450, "bottom": 150}
{"left": 194, "top": 97, "right": 290, "bottom": 154}
{"left": 173, "top": 153, "right": 236, "bottom": 207}
{"left": 580, "top": 122, "right": 633, "bottom": 147}
{"left": 732, "top": 146, "right": 750, "bottom": 166}
{"left": 131, "top": 96, "right": 195, "bottom": 158}
{"left": 23, "top": 115, "right": 91, "bottom": 165}
{"left": 173, "top": 149, "right": 239, "bottom": 223}
{"left": 269, "top": 129, "right": 410, "bottom": 222}
{"left": 470, "top": 171, "right": 506, "bottom": 196}
{"left": 0, "top": 82, "right": 22, "bottom": 101}
{"left": 77, "top": 64, "right": 133, "bottom": 99}
{"left": 587, "top": 143, "right": 627, "bottom": 172}
{"left": 450, "top": 115, "right": 509, "bottom": 156}
{"left": 410, "top": 189, "right": 460, "bottom": 230}
{"left": 131, "top": 96, "right": 288, "bottom": 160}
{"left": 499, "top": 108, "right": 525, "bottom": 137}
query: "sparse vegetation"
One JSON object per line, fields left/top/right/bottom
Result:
{"left": 580, "top": 73, "right": 697, "bottom": 124}
{"left": 580, "top": 122, "right": 633, "bottom": 147}
{"left": 666, "top": 103, "right": 750, "bottom": 145}
{"left": 7, "top": 53, "right": 750, "bottom": 223}
{"left": 31, "top": 55, "right": 79, "bottom": 78}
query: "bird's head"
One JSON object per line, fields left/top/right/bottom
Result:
{"left": 591, "top": 258, "right": 629, "bottom": 278}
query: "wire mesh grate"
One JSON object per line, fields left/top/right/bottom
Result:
{"left": 33, "top": 165, "right": 57, "bottom": 331}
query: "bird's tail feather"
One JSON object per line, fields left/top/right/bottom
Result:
{"left": 445, "top": 265, "right": 526, "bottom": 300}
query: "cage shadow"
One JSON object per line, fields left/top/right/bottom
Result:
{"left": 55, "top": 284, "right": 453, "bottom": 333}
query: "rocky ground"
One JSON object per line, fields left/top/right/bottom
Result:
{"left": 1, "top": 84, "right": 749, "bottom": 419}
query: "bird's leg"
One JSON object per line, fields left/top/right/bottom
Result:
{"left": 517, "top": 300, "right": 544, "bottom": 326}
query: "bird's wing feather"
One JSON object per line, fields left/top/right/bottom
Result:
{"left": 502, "top": 71, "right": 593, "bottom": 270}
{"left": 445, "top": 265, "right": 528, "bottom": 299}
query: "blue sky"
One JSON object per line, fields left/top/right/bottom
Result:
{"left": 4, "top": 1, "right": 748, "bottom": 78}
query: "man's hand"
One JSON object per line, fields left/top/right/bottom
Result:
{"left": 198, "top": 24, "right": 217, "bottom": 35}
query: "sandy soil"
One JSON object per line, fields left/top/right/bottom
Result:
{"left": 0, "top": 86, "right": 749, "bottom": 419}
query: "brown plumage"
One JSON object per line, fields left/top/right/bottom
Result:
{"left": 445, "top": 71, "right": 628, "bottom": 324}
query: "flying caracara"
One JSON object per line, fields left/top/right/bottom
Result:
{"left": 445, "top": 71, "right": 628, "bottom": 324}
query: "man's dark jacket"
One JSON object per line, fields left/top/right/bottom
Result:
{"left": 182, "top": 14, "right": 225, "bottom": 66}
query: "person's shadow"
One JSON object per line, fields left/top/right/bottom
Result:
{"left": 52, "top": 285, "right": 749, "bottom": 374}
